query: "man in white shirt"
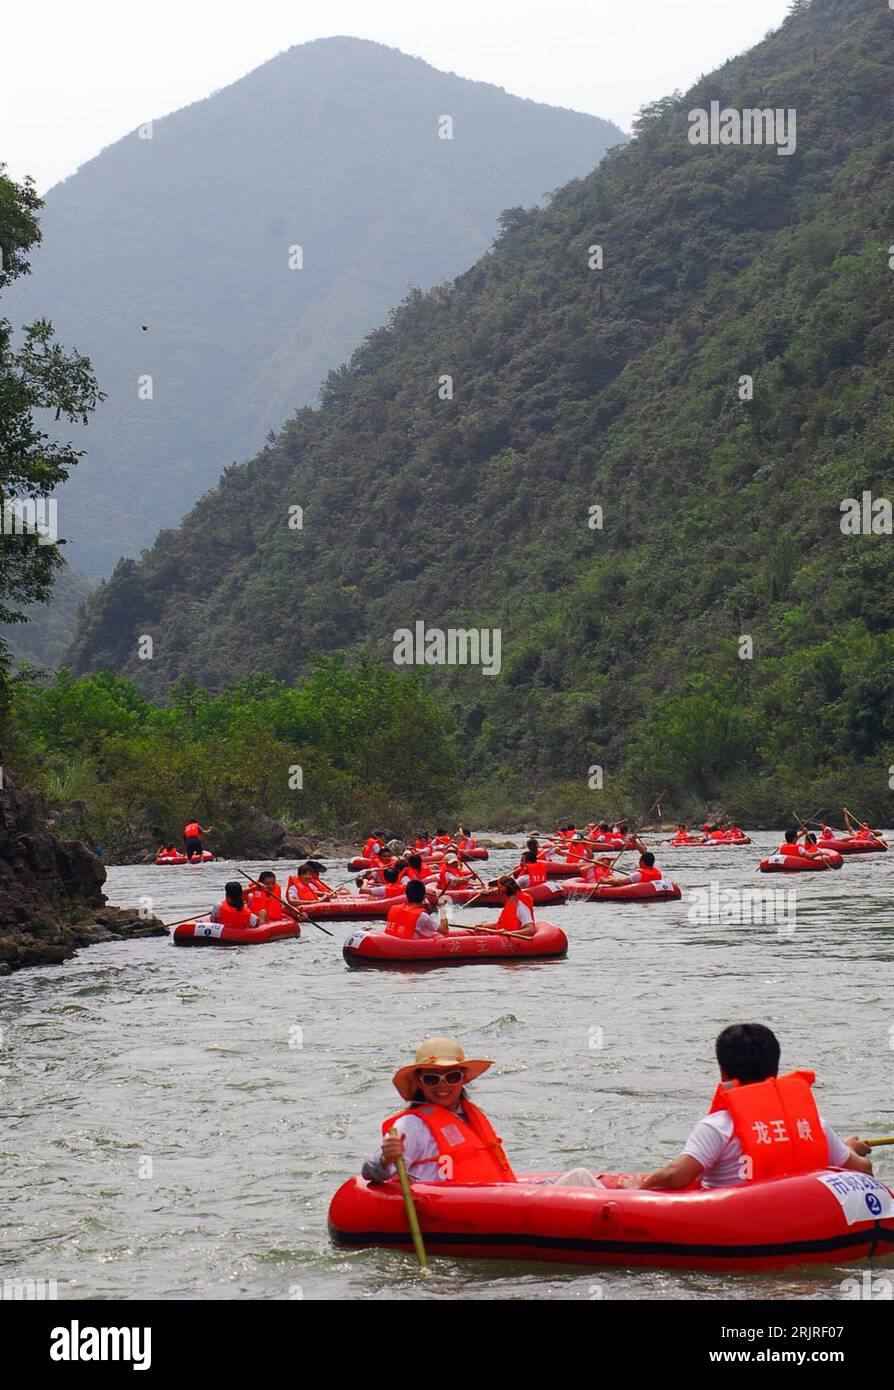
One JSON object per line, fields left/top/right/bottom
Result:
{"left": 621, "top": 1023, "right": 872, "bottom": 1191}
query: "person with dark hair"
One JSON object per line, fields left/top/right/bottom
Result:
{"left": 210, "top": 881, "right": 261, "bottom": 929}
{"left": 361, "top": 1036, "right": 516, "bottom": 1185}
{"left": 609, "top": 843, "right": 666, "bottom": 887}
{"left": 492, "top": 877, "right": 536, "bottom": 937}
{"left": 621, "top": 1024, "right": 872, "bottom": 1191}
{"left": 512, "top": 848, "right": 549, "bottom": 889}
{"left": 383, "top": 878, "right": 448, "bottom": 939}
{"left": 396, "top": 852, "right": 426, "bottom": 886}
{"left": 246, "top": 870, "right": 281, "bottom": 919}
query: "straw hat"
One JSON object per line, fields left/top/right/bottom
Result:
{"left": 392, "top": 1036, "right": 493, "bottom": 1100}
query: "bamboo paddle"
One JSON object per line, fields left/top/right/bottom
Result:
{"left": 864, "top": 1137, "right": 894, "bottom": 1148}
{"left": 391, "top": 1140, "right": 428, "bottom": 1275}
{"left": 238, "top": 869, "right": 334, "bottom": 937}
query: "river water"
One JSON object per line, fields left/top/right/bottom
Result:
{"left": 2, "top": 834, "right": 892, "bottom": 1301}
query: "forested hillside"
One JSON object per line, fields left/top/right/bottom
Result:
{"left": 68, "top": 0, "right": 894, "bottom": 822}
{"left": 3, "top": 36, "right": 623, "bottom": 580}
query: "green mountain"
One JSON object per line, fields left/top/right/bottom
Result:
{"left": 3, "top": 37, "right": 624, "bottom": 580}
{"left": 68, "top": 0, "right": 894, "bottom": 820}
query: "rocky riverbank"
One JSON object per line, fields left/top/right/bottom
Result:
{"left": 0, "top": 771, "right": 167, "bottom": 975}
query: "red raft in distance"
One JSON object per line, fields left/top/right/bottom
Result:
{"left": 342, "top": 922, "right": 568, "bottom": 968}
{"left": 445, "top": 883, "right": 566, "bottom": 908}
{"left": 563, "top": 877, "right": 682, "bottom": 902}
{"left": 328, "top": 1168, "right": 894, "bottom": 1272}
{"left": 155, "top": 850, "right": 215, "bottom": 865}
{"left": 173, "top": 917, "right": 300, "bottom": 945}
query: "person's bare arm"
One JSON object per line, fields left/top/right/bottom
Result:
{"left": 621, "top": 1154, "right": 704, "bottom": 1190}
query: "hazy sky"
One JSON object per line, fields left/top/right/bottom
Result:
{"left": 6, "top": 0, "right": 794, "bottom": 193}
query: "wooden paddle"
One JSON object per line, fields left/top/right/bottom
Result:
{"left": 238, "top": 869, "right": 334, "bottom": 937}
{"left": 864, "top": 1137, "right": 894, "bottom": 1148}
{"left": 391, "top": 1139, "right": 429, "bottom": 1276}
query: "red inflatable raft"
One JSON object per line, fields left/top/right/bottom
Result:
{"left": 173, "top": 916, "right": 300, "bottom": 946}
{"left": 342, "top": 922, "right": 567, "bottom": 968}
{"left": 666, "top": 838, "right": 752, "bottom": 848}
{"left": 294, "top": 892, "right": 435, "bottom": 921}
{"left": 155, "top": 850, "right": 215, "bottom": 865}
{"left": 758, "top": 853, "right": 838, "bottom": 873}
{"left": 564, "top": 877, "right": 682, "bottom": 902}
{"left": 347, "top": 848, "right": 489, "bottom": 871}
{"left": 817, "top": 836, "right": 887, "bottom": 856}
{"left": 445, "top": 883, "right": 566, "bottom": 908}
{"left": 329, "top": 1168, "right": 894, "bottom": 1271}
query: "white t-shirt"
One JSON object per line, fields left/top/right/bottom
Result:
{"left": 683, "top": 1110, "right": 850, "bottom": 1188}
{"left": 411, "top": 910, "right": 440, "bottom": 938}
{"left": 513, "top": 899, "right": 534, "bottom": 927}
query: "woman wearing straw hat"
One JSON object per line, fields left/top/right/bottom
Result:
{"left": 361, "top": 1037, "right": 516, "bottom": 1186}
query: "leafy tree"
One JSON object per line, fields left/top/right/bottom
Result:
{"left": 0, "top": 167, "right": 102, "bottom": 703}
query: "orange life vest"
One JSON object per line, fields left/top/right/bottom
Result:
{"left": 216, "top": 901, "right": 253, "bottom": 929}
{"left": 287, "top": 876, "right": 319, "bottom": 903}
{"left": 437, "top": 862, "right": 469, "bottom": 889}
{"left": 247, "top": 882, "right": 281, "bottom": 914}
{"left": 363, "top": 837, "right": 382, "bottom": 858}
{"left": 384, "top": 902, "right": 430, "bottom": 938}
{"left": 184, "top": 822, "right": 200, "bottom": 839}
{"left": 637, "top": 864, "right": 662, "bottom": 882}
{"left": 382, "top": 1099, "right": 516, "bottom": 1183}
{"left": 521, "top": 859, "right": 548, "bottom": 885}
{"left": 496, "top": 892, "right": 534, "bottom": 931}
{"left": 709, "top": 1070, "right": 827, "bottom": 1181}
{"left": 778, "top": 843, "right": 804, "bottom": 857}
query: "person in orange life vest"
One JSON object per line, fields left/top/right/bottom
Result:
{"left": 437, "top": 853, "right": 473, "bottom": 891}
{"left": 575, "top": 854, "right": 623, "bottom": 886}
{"left": 396, "top": 853, "right": 427, "bottom": 886}
{"left": 492, "top": 877, "right": 536, "bottom": 937}
{"left": 157, "top": 842, "right": 180, "bottom": 860}
{"left": 778, "top": 827, "right": 815, "bottom": 858}
{"left": 566, "top": 832, "right": 589, "bottom": 863}
{"left": 819, "top": 823, "right": 837, "bottom": 840}
{"left": 610, "top": 844, "right": 664, "bottom": 886}
{"left": 286, "top": 862, "right": 327, "bottom": 905}
{"left": 511, "top": 849, "right": 549, "bottom": 889}
{"left": 356, "top": 848, "right": 395, "bottom": 895}
{"left": 245, "top": 870, "right": 281, "bottom": 920}
{"left": 183, "top": 819, "right": 212, "bottom": 859}
{"left": 671, "top": 824, "right": 697, "bottom": 845}
{"left": 620, "top": 1023, "right": 872, "bottom": 1192}
{"left": 456, "top": 824, "right": 475, "bottom": 850}
{"left": 384, "top": 879, "right": 448, "bottom": 939}
{"left": 432, "top": 828, "right": 452, "bottom": 848}
{"left": 362, "top": 831, "right": 385, "bottom": 859}
{"left": 361, "top": 1036, "right": 515, "bottom": 1185}
{"left": 303, "top": 860, "right": 341, "bottom": 898}
{"left": 209, "top": 882, "right": 263, "bottom": 929}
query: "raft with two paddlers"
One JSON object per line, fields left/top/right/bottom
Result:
{"left": 173, "top": 916, "right": 300, "bottom": 945}
{"left": 328, "top": 1168, "right": 894, "bottom": 1271}
{"left": 342, "top": 922, "right": 568, "bottom": 968}
{"left": 563, "top": 877, "right": 682, "bottom": 902}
